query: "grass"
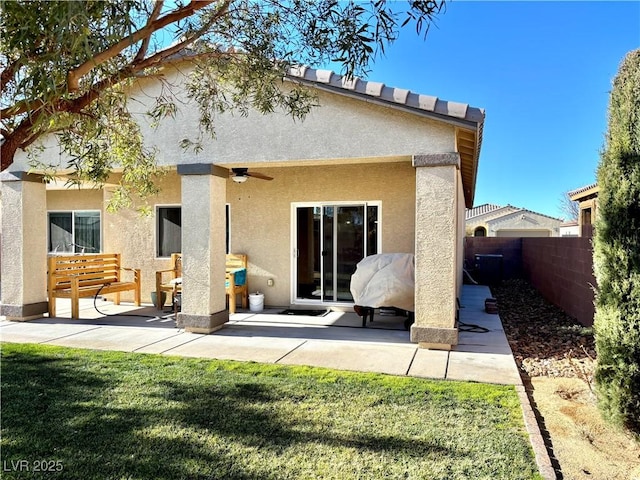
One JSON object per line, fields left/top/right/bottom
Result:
{"left": 1, "top": 343, "right": 542, "bottom": 480}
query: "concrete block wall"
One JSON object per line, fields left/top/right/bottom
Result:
{"left": 522, "top": 237, "right": 596, "bottom": 327}
{"left": 465, "top": 236, "right": 596, "bottom": 326}
{"left": 464, "top": 237, "right": 523, "bottom": 280}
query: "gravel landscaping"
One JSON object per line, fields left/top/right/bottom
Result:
{"left": 490, "top": 279, "right": 596, "bottom": 379}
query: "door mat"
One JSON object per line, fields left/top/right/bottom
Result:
{"left": 278, "top": 309, "right": 331, "bottom": 317}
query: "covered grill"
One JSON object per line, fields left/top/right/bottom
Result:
{"left": 350, "top": 253, "right": 415, "bottom": 329}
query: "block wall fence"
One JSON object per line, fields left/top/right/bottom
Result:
{"left": 464, "top": 236, "right": 596, "bottom": 326}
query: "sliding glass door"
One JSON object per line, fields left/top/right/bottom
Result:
{"left": 294, "top": 203, "right": 379, "bottom": 304}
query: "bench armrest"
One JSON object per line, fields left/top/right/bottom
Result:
{"left": 121, "top": 267, "right": 141, "bottom": 284}
{"left": 155, "top": 267, "right": 176, "bottom": 274}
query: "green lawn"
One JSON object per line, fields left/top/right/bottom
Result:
{"left": 0, "top": 343, "right": 541, "bottom": 480}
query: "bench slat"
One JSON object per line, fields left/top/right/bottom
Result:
{"left": 52, "top": 277, "right": 120, "bottom": 290}
{"left": 53, "top": 282, "right": 139, "bottom": 298}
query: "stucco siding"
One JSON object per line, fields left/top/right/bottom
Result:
{"left": 154, "top": 88, "right": 454, "bottom": 167}
{"left": 10, "top": 70, "right": 456, "bottom": 172}
{"left": 47, "top": 188, "right": 104, "bottom": 211}
{"left": 103, "top": 174, "right": 181, "bottom": 304}
{"left": 456, "top": 169, "right": 465, "bottom": 297}
{"left": 1, "top": 180, "right": 48, "bottom": 307}
{"left": 414, "top": 164, "right": 457, "bottom": 329}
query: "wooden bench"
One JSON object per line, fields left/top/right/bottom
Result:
{"left": 155, "top": 253, "right": 248, "bottom": 314}
{"left": 48, "top": 253, "right": 141, "bottom": 319}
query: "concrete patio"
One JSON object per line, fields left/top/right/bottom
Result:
{"left": 0, "top": 285, "right": 521, "bottom": 385}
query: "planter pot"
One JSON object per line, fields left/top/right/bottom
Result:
{"left": 151, "top": 291, "right": 167, "bottom": 309}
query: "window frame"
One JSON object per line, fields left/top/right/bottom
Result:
{"left": 47, "top": 210, "right": 102, "bottom": 254}
{"left": 156, "top": 205, "right": 182, "bottom": 259}
{"left": 155, "top": 204, "right": 231, "bottom": 259}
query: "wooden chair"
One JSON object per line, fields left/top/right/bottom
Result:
{"left": 226, "top": 253, "right": 248, "bottom": 314}
{"left": 156, "top": 253, "right": 248, "bottom": 314}
{"left": 155, "top": 253, "right": 182, "bottom": 311}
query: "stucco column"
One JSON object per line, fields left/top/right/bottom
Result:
{"left": 0, "top": 171, "right": 48, "bottom": 320}
{"left": 176, "top": 164, "right": 228, "bottom": 333}
{"left": 410, "top": 154, "right": 461, "bottom": 349}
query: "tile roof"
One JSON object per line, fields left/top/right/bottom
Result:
{"left": 465, "top": 203, "right": 509, "bottom": 220}
{"left": 568, "top": 182, "right": 598, "bottom": 198}
{"left": 494, "top": 208, "right": 563, "bottom": 223}
{"left": 285, "top": 66, "right": 485, "bottom": 126}
{"left": 466, "top": 203, "right": 563, "bottom": 222}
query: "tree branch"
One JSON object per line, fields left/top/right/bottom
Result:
{"left": 132, "top": 2, "right": 234, "bottom": 70}
{"left": 1, "top": 98, "right": 46, "bottom": 119}
{"left": 3, "top": 0, "right": 232, "bottom": 120}
{"left": 1, "top": 110, "right": 41, "bottom": 171}
{"left": 66, "top": 0, "right": 215, "bottom": 92}
{"left": 1, "top": 59, "right": 20, "bottom": 95}
{"left": 133, "top": 0, "right": 165, "bottom": 64}
{"left": 1, "top": 68, "right": 129, "bottom": 171}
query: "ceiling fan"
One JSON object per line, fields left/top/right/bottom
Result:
{"left": 230, "top": 167, "right": 273, "bottom": 183}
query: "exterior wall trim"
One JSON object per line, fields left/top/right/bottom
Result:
{"left": 410, "top": 325, "right": 459, "bottom": 346}
{"left": 177, "top": 310, "right": 229, "bottom": 333}
{"left": 0, "top": 301, "right": 49, "bottom": 321}
{"left": 0, "top": 171, "right": 45, "bottom": 183}
{"left": 177, "top": 163, "right": 228, "bottom": 178}
{"left": 412, "top": 153, "right": 460, "bottom": 169}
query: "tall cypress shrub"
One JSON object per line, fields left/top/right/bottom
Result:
{"left": 593, "top": 49, "right": 640, "bottom": 436}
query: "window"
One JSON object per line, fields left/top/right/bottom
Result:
{"left": 156, "top": 205, "right": 231, "bottom": 258}
{"left": 157, "top": 206, "right": 182, "bottom": 258}
{"left": 48, "top": 211, "right": 101, "bottom": 253}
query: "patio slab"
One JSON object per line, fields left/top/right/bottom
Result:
{"left": 0, "top": 321, "right": 102, "bottom": 344}
{"left": 163, "top": 333, "right": 307, "bottom": 363}
{"left": 446, "top": 351, "right": 522, "bottom": 385}
{"left": 406, "top": 348, "right": 449, "bottom": 379}
{"left": 277, "top": 339, "right": 417, "bottom": 376}
{"left": 42, "top": 325, "right": 185, "bottom": 352}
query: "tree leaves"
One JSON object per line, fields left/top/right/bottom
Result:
{"left": 593, "top": 49, "right": 640, "bottom": 436}
{"left": 1, "top": 0, "right": 445, "bottom": 208}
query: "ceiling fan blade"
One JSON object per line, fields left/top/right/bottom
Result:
{"left": 246, "top": 171, "right": 273, "bottom": 181}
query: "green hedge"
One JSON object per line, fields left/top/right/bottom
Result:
{"left": 593, "top": 49, "right": 640, "bottom": 437}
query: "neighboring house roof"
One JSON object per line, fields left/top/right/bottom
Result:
{"left": 286, "top": 66, "right": 485, "bottom": 208}
{"left": 466, "top": 203, "right": 563, "bottom": 223}
{"left": 569, "top": 183, "right": 599, "bottom": 202}
{"left": 486, "top": 208, "right": 563, "bottom": 225}
{"left": 466, "top": 203, "right": 510, "bottom": 220}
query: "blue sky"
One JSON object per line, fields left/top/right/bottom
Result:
{"left": 356, "top": 1, "right": 639, "bottom": 219}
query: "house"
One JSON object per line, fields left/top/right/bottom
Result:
{"left": 0, "top": 64, "right": 485, "bottom": 351}
{"left": 568, "top": 183, "right": 598, "bottom": 237}
{"left": 559, "top": 221, "right": 580, "bottom": 237}
{"left": 466, "top": 203, "right": 562, "bottom": 237}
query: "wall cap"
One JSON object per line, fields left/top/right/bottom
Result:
{"left": 177, "top": 164, "right": 228, "bottom": 179}
{"left": 412, "top": 153, "right": 460, "bottom": 169}
{"left": 0, "top": 171, "right": 45, "bottom": 183}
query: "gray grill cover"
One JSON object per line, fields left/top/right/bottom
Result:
{"left": 350, "top": 253, "right": 415, "bottom": 312}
